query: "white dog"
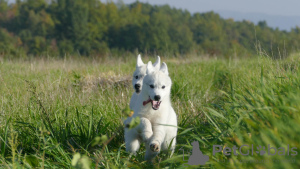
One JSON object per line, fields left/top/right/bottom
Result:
{"left": 125, "top": 62, "right": 177, "bottom": 161}
{"left": 130, "top": 54, "right": 160, "bottom": 110}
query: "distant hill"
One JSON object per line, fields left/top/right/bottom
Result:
{"left": 217, "top": 10, "right": 300, "bottom": 31}
{"left": 1, "top": 1, "right": 299, "bottom": 57}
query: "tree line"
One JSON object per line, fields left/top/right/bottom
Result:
{"left": 0, "top": 0, "right": 299, "bottom": 58}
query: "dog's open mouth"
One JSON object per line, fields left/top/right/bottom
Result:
{"left": 143, "top": 97, "right": 161, "bottom": 110}
{"left": 135, "top": 89, "right": 141, "bottom": 93}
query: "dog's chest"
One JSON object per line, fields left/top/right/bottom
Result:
{"left": 137, "top": 108, "right": 165, "bottom": 122}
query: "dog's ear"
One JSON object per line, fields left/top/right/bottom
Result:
{"left": 153, "top": 56, "right": 160, "bottom": 70}
{"left": 146, "top": 61, "right": 154, "bottom": 74}
{"left": 160, "top": 62, "right": 169, "bottom": 76}
{"left": 136, "top": 54, "right": 144, "bottom": 67}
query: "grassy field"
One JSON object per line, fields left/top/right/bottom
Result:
{"left": 1, "top": 54, "right": 300, "bottom": 168}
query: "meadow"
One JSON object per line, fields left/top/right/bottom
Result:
{"left": 1, "top": 54, "right": 300, "bottom": 169}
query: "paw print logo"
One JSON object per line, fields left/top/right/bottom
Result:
{"left": 256, "top": 145, "right": 266, "bottom": 155}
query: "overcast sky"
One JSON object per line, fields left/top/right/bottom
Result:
{"left": 7, "top": 0, "right": 300, "bottom": 16}
{"left": 117, "top": 0, "right": 300, "bottom": 16}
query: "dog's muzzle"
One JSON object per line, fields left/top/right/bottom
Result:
{"left": 143, "top": 96, "right": 162, "bottom": 110}
{"left": 135, "top": 84, "right": 141, "bottom": 93}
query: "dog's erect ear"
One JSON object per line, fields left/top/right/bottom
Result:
{"left": 153, "top": 56, "right": 161, "bottom": 70}
{"left": 160, "top": 62, "right": 169, "bottom": 76}
{"left": 146, "top": 61, "right": 155, "bottom": 74}
{"left": 136, "top": 54, "right": 144, "bottom": 67}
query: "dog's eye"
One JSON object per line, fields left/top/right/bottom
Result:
{"left": 162, "top": 85, "right": 165, "bottom": 89}
{"left": 150, "top": 85, "right": 154, "bottom": 88}
{"left": 135, "top": 76, "right": 139, "bottom": 79}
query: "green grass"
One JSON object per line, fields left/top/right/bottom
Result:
{"left": 1, "top": 54, "right": 300, "bottom": 168}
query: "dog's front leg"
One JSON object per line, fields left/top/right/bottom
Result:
{"left": 124, "top": 116, "right": 141, "bottom": 154}
{"left": 149, "top": 124, "right": 165, "bottom": 153}
{"left": 138, "top": 117, "right": 153, "bottom": 142}
{"left": 124, "top": 127, "right": 141, "bottom": 154}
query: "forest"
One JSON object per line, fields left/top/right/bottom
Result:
{"left": 0, "top": 0, "right": 300, "bottom": 58}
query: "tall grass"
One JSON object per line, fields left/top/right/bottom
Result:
{"left": 1, "top": 54, "right": 300, "bottom": 168}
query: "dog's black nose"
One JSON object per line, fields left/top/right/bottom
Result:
{"left": 154, "top": 95, "right": 161, "bottom": 101}
{"left": 135, "top": 84, "right": 141, "bottom": 89}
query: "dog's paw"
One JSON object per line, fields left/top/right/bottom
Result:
{"left": 150, "top": 143, "right": 160, "bottom": 152}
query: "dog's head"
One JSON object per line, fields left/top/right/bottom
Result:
{"left": 132, "top": 54, "right": 160, "bottom": 94}
{"left": 142, "top": 62, "right": 171, "bottom": 110}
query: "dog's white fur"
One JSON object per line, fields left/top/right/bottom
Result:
{"left": 130, "top": 54, "right": 160, "bottom": 110}
{"left": 125, "top": 61, "right": 177, "bottom": 161}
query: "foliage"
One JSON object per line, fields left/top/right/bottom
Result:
{"left": 0, "top": 0, "right": 299, "bottom": 57}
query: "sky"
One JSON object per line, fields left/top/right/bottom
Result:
{"left": 7, "top": 0, "right": 300, "bottom": 16}
{"left": 117, "top": 0, "right": 300, "bottom": 17}
{"left": 116, "top": 0, "right": 300, "bottom": 30}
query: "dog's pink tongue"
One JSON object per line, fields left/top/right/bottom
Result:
{"left": 143, "top": 97, "right": 161, "bottom": 109}
{"left": 143, "top": 98, "right": 152, "bottom": 106}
